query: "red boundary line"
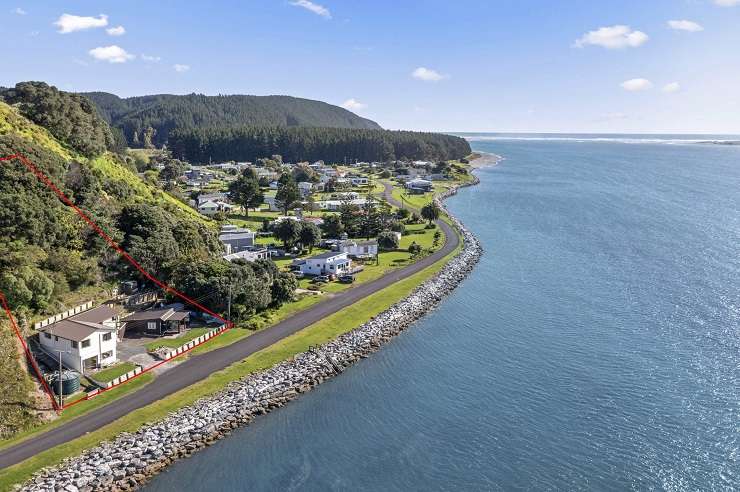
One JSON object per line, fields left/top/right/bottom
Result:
{"left": 0, "top": 154, "right": 234, "bottom": 412}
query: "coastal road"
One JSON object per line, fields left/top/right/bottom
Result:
{"left": 0, "top": 183, "right": 459, "bottom": 470}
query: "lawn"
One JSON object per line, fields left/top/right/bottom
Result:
{"left": 91, "top": 362, "right": 137, "bottom": 383}
{"left": 0, "top": 235, "right": 462, "bottom": 491}
{"left": 145, "top": 328, "right": 211, "bottom": 351}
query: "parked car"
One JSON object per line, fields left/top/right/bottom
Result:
{"left": 312, "top": 275, "right": 331, "bottom": 283}
{"left": 292, "top": 271, "right": 305, "bottom": 279}
{"left": 339, "top": 275, "right": 355, "bottom": 284}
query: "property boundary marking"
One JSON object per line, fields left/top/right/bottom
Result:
{"left": 0, "top": 154, "right": 234, "bottom": 412}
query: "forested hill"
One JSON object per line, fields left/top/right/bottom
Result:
{"left": 81, "top": 92, "right": 382, "bottom": 148}
{"left": 170, "top": 126, "right": 471, "bottom": 164}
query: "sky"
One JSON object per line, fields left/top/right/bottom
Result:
{"left": 2, "top": 0, "right": 740, "bottom": 133}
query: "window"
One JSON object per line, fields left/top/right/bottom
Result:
{"left": 81, "top": 339, "right": 91, "bottom": 349}
{"left": 54, "top": 336, "right": 59, "bottom": 342}
{"left": 147, "top": 321, "right": 157, "bottom": 332}
{"left": 101, "top": 351, "right": 113, "bottom": 359}
{"left": 44, "top": 333, "right": 51, "bottom": 339}
{"left": 102, "top": 333, "right": 112, "bottom": 342}
{"left": 71, "top": 341, "right": 78, "bottom": 349}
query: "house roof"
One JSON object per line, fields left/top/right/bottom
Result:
{"left": 224, "top": 248, "right": 268, "bottom": 262}
{"left": 41, "top": 321, "right": 100, "bottom": 342}
{"left": 41, "top": 305, "right": 120, "bottom": 342}
{"left": 308, "top": 251, "right": 348, "bottom": 261}
{"left": 341, "top": 239, "right": 377, "bottom": 247}
{"left": 122, "top": 308, "right": 189, "bottom": 322}
{"left": 219, "top": 232, "right": 255, "bottom": 241}
{"left": 71, "top": 305, "right": 119, "bottom": 324}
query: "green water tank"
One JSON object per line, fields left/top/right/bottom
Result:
{"left": 49, "top": 371, "right": 80, "bottom": 395}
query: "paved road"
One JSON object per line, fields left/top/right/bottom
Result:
{"left": 0, "top": 183, "right": 459, "bottom": 470}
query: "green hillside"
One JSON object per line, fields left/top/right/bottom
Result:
{"left": 82, "top": 92, "right": 382, "bottom": 147}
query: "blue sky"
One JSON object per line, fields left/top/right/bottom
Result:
{"left": 2, "top": 0, "right": 739, "bottom": 133}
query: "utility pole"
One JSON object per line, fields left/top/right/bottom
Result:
{"left": 227, "top": 282, "right": 232, "bottom": 325}
{"left": 55, "top": 349, "right": 70, "bottom": 409}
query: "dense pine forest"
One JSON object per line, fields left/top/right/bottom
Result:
{"left": 82, "top": 92, "right": 382, "bottom": 148}
{"left": 168, "top": 126, "right": 471, "bottom": 163}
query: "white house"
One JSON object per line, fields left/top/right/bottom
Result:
{"left": 338, "top": 239, "right": 378, "bottom": 258}
{"left": 296, "top": 251, "right": 352, "bottom": 276}
{"left": 224, "top": 247, "right": 269, "bottom": 262}
{"left": 317, "top": 198, "right": 368, "bottom": 211}
{"left": 198, "top": 200, "right": 234, "bottom": 216}
{"left": 39, "top": 305, "right": 120, "bottom": 374}
{"left": 405, "top": 178, "right": 434, "bottom": 192}
{"left": 350, "top": 176, "right": 369, "bottom": 186}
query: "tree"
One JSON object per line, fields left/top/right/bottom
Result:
{"left": 421, "top": 202, "right": 441, "bottom": 225}
{"left": 271, "top": 272, "right": 298, "bottom": 307}
{"left": 160, "top": 159, "right": 185, "bottom": 183}
{"left": 433, "top": 230, "right": 442, "bottom": 248}
{"left": 228, "top": 174, "right": 264, "bottom": 217}
{"left": 275, "top": 174, "right": 301, "bottom": 215}
{"left": 408, "top": 241, "right": 422, "bottom": 256}
{"left": 171, "top": 257, "right": 272, "bottom": 321}
{"left": 359, "top": 195, "right": 383, "bottom": 240}
{"left": 377, "top": 231, "right": 399, "bottom": 251}
{"left": 322, "top": 215, "right": 344, "bottom": 238}
{"left": 273, "top": 219, "right": 302, "bottom": 249}
{"left": 299, "top": 221, "right": 322, "bottom": 252}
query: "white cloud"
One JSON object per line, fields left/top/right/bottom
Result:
{"left": 714, "top": 0, "right": 740, "bottom": 6}
{"left": 55, "top": 13, "right": 108, "bottom": 34}
{"left": 341, "top": 99, "right": 367, "bottom": 111}
{"left": 290, "top": 0, "right": 331, "bottom": 19}
{"left": 412, "top": 67, "right": 446, "bottom": 82}
{"left": 141, "top": 54, "right": 161, "bottom": 62}
{"left": 621, "top": 78, "right": 653, "bottom": 91}
{"left": 667, "top": 20, "right": 703, "bottom": 32}
{"left": 106, "top": 25, "right": 126, "bottom": 36}
{"left": 12, "top": 7, "right": 26, "bottom": 15}
{"left": 173, "top": 64, "right": 190, "bottom": 73}
{"left": 574, "top": 25, "right": 648, "bottom": 49}
{"left": 662, "top": 82, "right": 681, "bottom": 93}
{"left": 88, "top": 45, "right": 134, "bottom": 63}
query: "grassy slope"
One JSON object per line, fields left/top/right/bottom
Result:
{"left": 0, "top": 320, "right": 37, "bottom": 442}
{"left": 0, "top": 102, "right": 208, "bottom": 225}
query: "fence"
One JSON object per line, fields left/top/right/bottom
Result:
{"left": 162, "top": 324, "right": 229, "bottom": 361}
{"left": 34, "top": 301, "right": 94, "bottom": 330}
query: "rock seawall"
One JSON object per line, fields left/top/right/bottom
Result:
{"left": 20, "top": 176, "right": 483, "bottom": 492}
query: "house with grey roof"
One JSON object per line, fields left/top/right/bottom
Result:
{"left": 38, "top": 305, "right": 120, "bottom": 373}
{"left": 219, "top": 225, "right": 256, "bottom": 254}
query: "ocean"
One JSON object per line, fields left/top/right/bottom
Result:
{"left": 145, "top": 135, "right": 740, "bottom": 491}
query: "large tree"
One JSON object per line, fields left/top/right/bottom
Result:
{"left": 228, "top": 174, "right": 264, "bottom": 217}
{"left": 299, "top": 221, "right": 322, "bottom": 252}
{"left": 321, "top": 215, "right": 344, "bottom": 238}
{"left": 273, "top": 219, "right": 302, "bottom": 249}
{"left": 421, "top": 202, "right": 441, "bottom": 225}
{"left": 275, "top": 174, "right": 301, "bottom": 215}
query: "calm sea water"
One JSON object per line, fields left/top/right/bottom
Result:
{"left": 147, "top": 136, "right": 740, "bottom": 491}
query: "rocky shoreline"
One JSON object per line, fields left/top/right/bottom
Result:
{"left": 19, "top": 175, "right": 483, "bottom": 492}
